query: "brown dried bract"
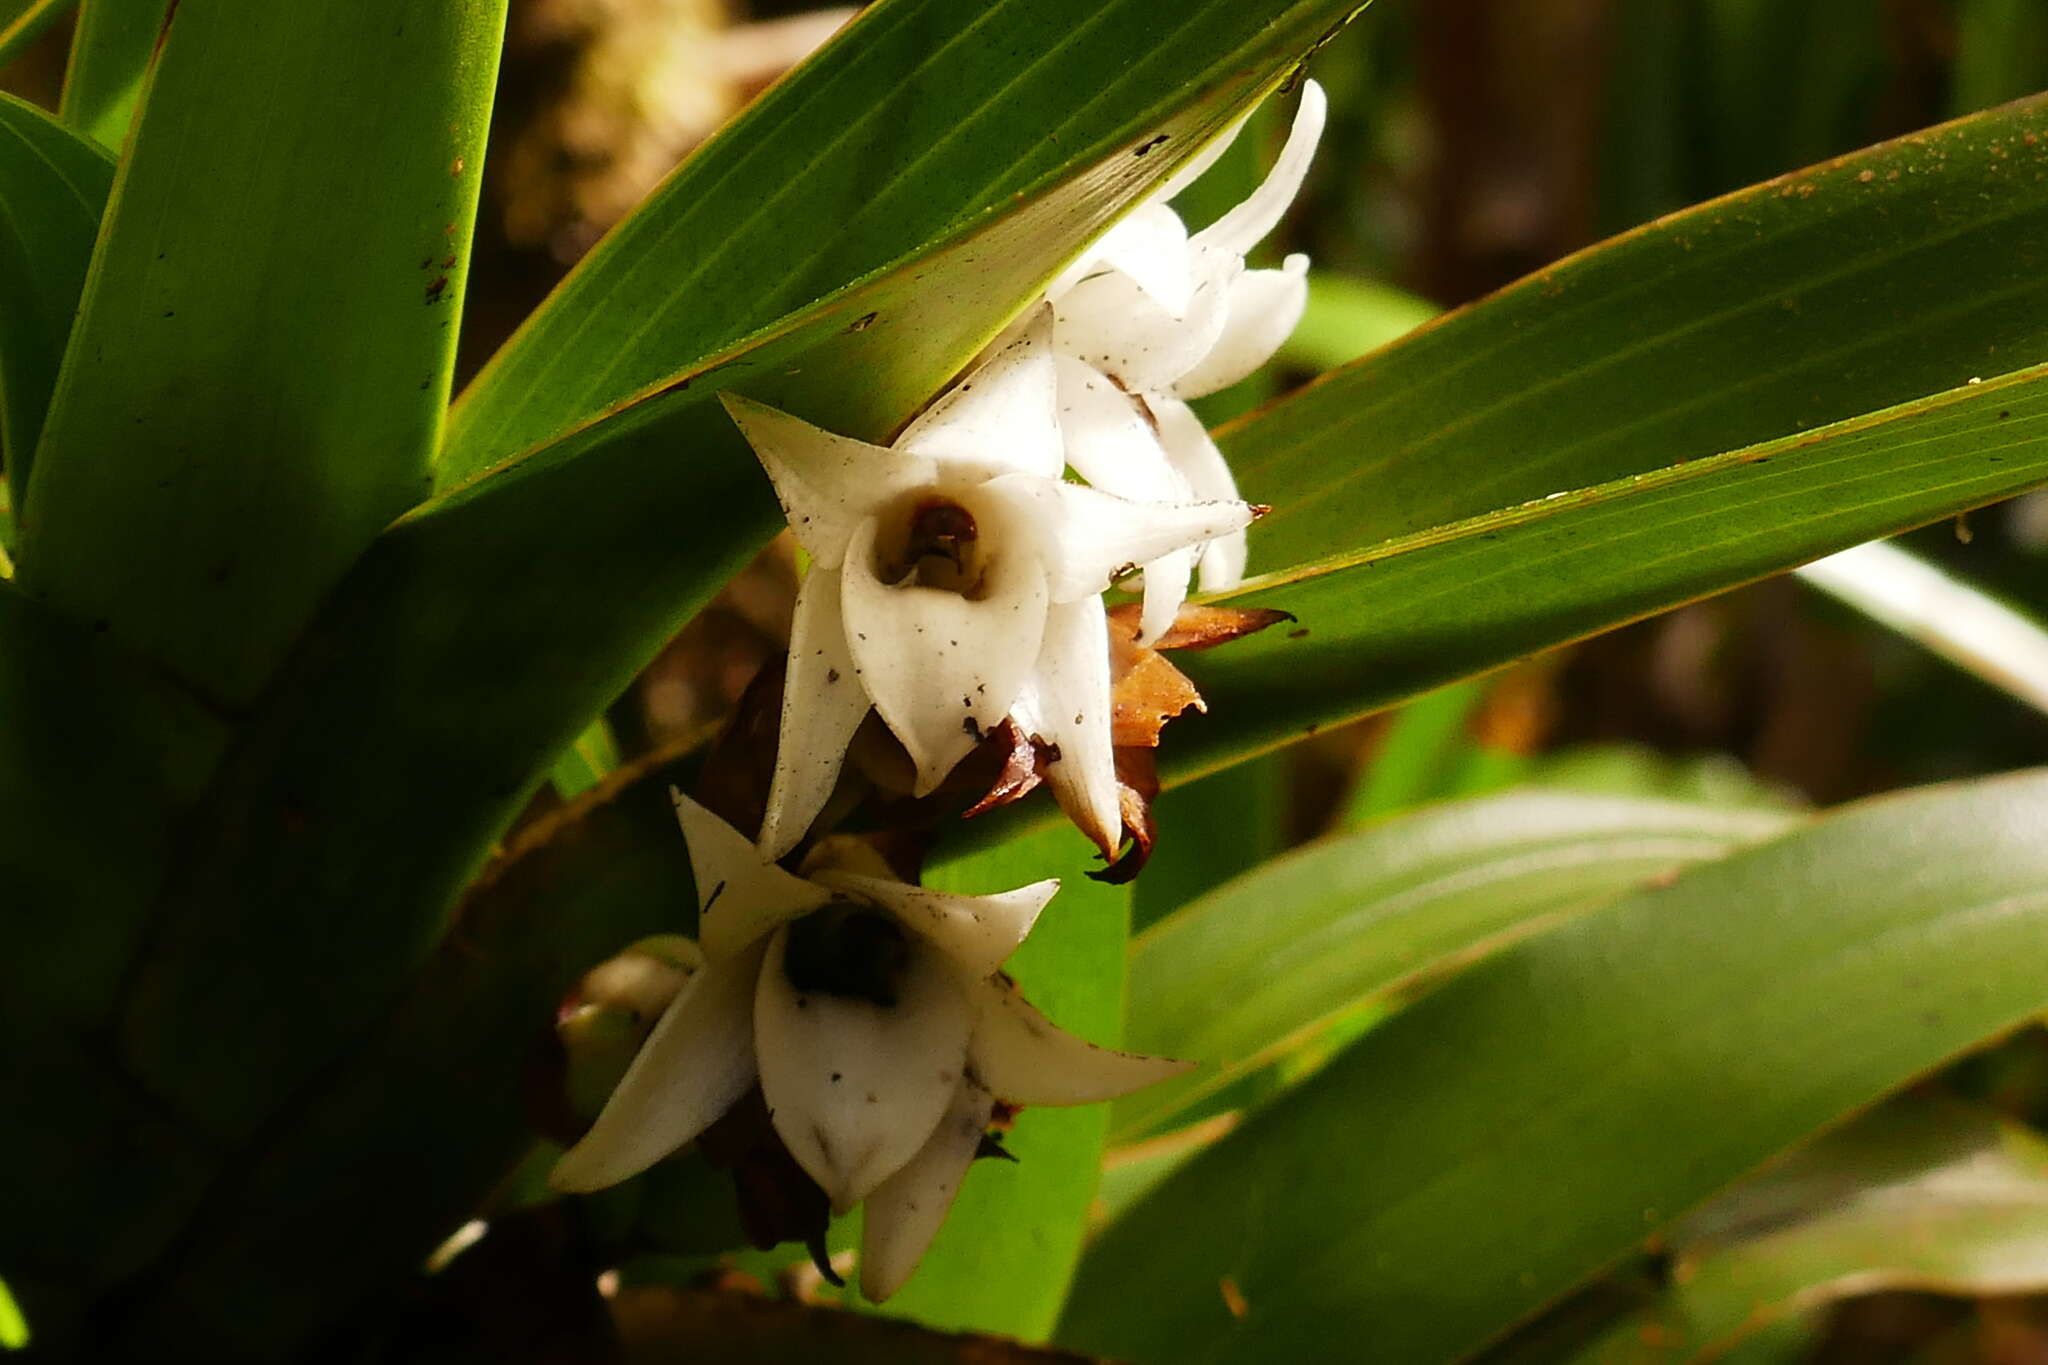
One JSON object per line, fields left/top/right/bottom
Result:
{"left": 1113, "top": 602, "right": 1295, "bottom": 653}
{"left": 973, "top": 603, "right": 1293, "bottom": 878}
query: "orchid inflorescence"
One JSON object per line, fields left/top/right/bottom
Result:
{"left": 552, "top": 80, "right": 1326, "bottom": 1300}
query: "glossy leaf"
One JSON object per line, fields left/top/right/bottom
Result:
{"left": 1233, "top": 95, "right": 2048, "bottom": 578}
{"left": 1172, "top": 359, "right": 2048, "bottom": 785}
{"left": 19, "top": 0, "right": 507, "bottom": 705}
{"left": 443, "top": 0, "right": 1371, "bottom": 481}
{"left": 1567, "top": 1097, "right": 2048, "bottom": 1364}
{"left": 60, "top": 0, "right": 164, "bottom": 149}
{"left": 0, "top": 92, "right": 112, "bottom": 509}
{"left": 1114, "top": 791, "right": 1793, "bottom": 1140}
{"left": 1060, "top": 770, "right": 2048, "bottom": 1364}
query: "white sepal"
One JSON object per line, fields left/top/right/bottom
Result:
{"left": 969, "top": 974, "right": 1192, "bottom": 1106}
{"left": 548, "top": 942, "right": 766, "bottom": 1193}
{"left": 672, "top": 790, "right": 833, "bottom": 961}
{"left": 1172, "top": 255, "right": 1310, "bottom": 399}
{"left": 757, "top": 569, "right": 872, "bottom": 861}
{"left": 1010, "top": 594, "right": 1122, "bottom": 856}
{"left": 1053, "top": 204, "right": 1194, "bottom": 316}
{"left": 1152, "top": 397, "right": 1251, "bottom": 590}
{"left": 813, "top": 868, "right": 1058, "bottom": 982}
{"left": 858, "top": 1077, "right": 996, "bottom": 1302}
{"left": 986, "top": 474, "right": 1255, "bottom": 605}
{"left": 1050, "top": 254, "right": 1234, "bottom": 394}
{"left": 719, "top": 394, "right": 935, "bottom": 569}
{"left": 755, "top": 927, "right": 975, "bottom": 1211}
{"left": 1051, "top": 355, "right": 1179, "bottom": 500}
{"left": 839, "top": 515, "right": 1049, "bottom": 795}
{"left": 1191, "top": 79, "right": 1327, "bottom": 258}
{"left": 897, "top": 307, "right": 1064, "bottom": 480}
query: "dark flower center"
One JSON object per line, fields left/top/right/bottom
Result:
{"left": 873, "top": 490, "right": 992, "bottom": 596}
{"left": 781, "top": 902, "right": 909, "bottom": 1007}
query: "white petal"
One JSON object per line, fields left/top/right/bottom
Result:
{"left": 671, "top": 790, "right": 832, "bottom": 960}
{"left": 549, "top": 946, "right": 764, "bottom": 1192}
{"left": 895, "top": 307, "right": 1063, "bottom": 480}
{"left": 970, "top": 974, "right": 1192, "bottom": 1107}
{"left": 859, "top": 1077, "right": 995, "bottom": 1302}
{"left": 1171, "top": 255, "right": 1310, "bottom": 399}
{"left": 720, "top": 394, "right": 937, "bottom": 569}
{"left": 839, "top": 514, "right": 1049, "bottom": 796}
{"left": 810, "top": 868, "right": 1058, "bottom": 980}
{"left": 1134, "top": 546, "right": 1196, "bottom": 648}
{"left": 758, "top": 569, "right": 872, "bottom": 861}
{"left": 1050, "top": 255, "right": 1233, "bottom": 394}
{"left": 1052, "top": 355, "right": 1181, "bottom": 501}
{"left": 1192, "top": 79, "right": 1326, "bottom": 258}
{"left": 756, "top": 927, "right": 974, "bottom": 1210}
{"left": 1054, "top": 204, "right": 1194, "bottom": 315}
{"left": 1153, "top": 398, "right": 1251, "bottom": 590}
{"left": 1009, "top": 595, "right": 1121, "bottom": 856}
{"left": 983, "top": 474, "right": 1255, "bottom": 605}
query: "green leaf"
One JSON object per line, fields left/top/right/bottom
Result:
{"left": 1132, "top": 757, "right": 1287, "bottom": 935}
{"left": 0, "top": 0, "right": 75, "bottom": 72}
{"left": 59, "top": 0, "right": 164, "bottom": 149}
{"left": 874, "top": 821, "right": 1131, "bottom": 1340}
{"left": 1114, "top": 791, "right": 1794, "bottom": 1141}
{"left": 18, "top": 0, "right": 507, "bottom": 705}
{"left": 0, "top": 1275, "right": 25, "bottom": 1350}
{"left": 88, "top": 753, "right": 696, "bottom": 1356}
{"left": 1341, "top": 677, "right": 1489, "bottom": 823}
{"left": 1567, "top": 1096, "right": 2048, "bottom": 1364}
{"left": 549, "top": 715, "right": 621, "bottom": 798}
{"left": 1172, "top": 360, "right": 2048, "bottom": 786}
{"left": 1059, "top": 770, "right": 2048, "bottom": 1365}
{"left": 0, "top": 92, "right": 112, "bottom": 510}
{"left": 111, "top": 10, "right": 1353, "bottom": 1138}
{"left": 1237, "top": 95, "right": 2048, "bottom": 581}
{"left": 1953, "top": 0, "right": 2048, "bottom": 115}
{"left": 442, "top": 0, "right": 1371, "bottom": 482}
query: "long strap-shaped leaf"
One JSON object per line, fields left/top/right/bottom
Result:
{"left": 443, "top": 0, "right": 1372, "bottom": 482}
{"left": 60, "top": 0, "right": 166, "bottom": 149}
{"left": 1172, "top": 360, "right": 2048, "bottom": 784}
{"left": 1115, "top": 791, "right": 1796, "bottom": 1140}
{"left": 1563, "top": 1096, "right": 2048, "bottom": 1364}
{"left": 1236, "top": 94, "right": 2048, "bottom": 573}
{"left": 0, "top": 93, "right": 111, "bottom": 512}
{"left": 1059, "top": 769, "right": 2048, "bottom": 1364}
{"left": 19, "top": 1, "right": 507, "bottom": 706}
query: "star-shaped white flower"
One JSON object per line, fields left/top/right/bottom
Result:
{"left": 1046, "top": 79, "right": 1326, "bottom": 642}
{"left": 550, "top": 792, "right": 1189, "bottom": 1302}
{"left": 721, "top": 307, "right": 1257, "bottom": 860}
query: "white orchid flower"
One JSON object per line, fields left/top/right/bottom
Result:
{"left": 1046, "top": 79, "right": 1326, "bottom": 641}
{"left": 719, "top": 307, "right": 1257, "bottom": 860}
{"left": 550, "top": 792, "right": 1189, "bottom": 1302}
